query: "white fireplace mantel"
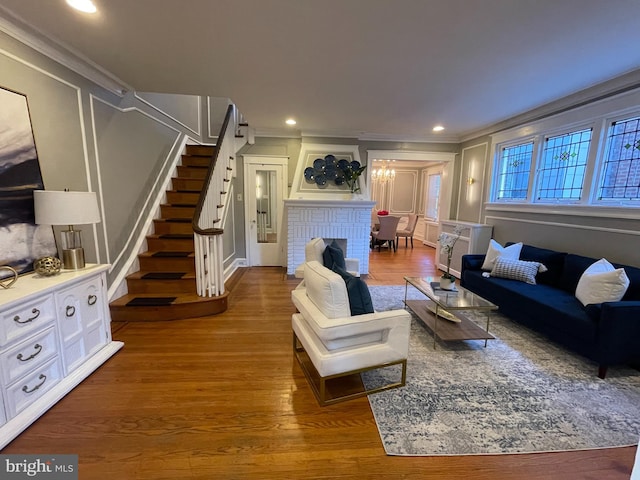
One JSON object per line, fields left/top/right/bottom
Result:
{"left": 284, "top": 199, "right": 374, "bottom": 208}
{"left": 284, "top": 199, "right": 376, "bottom": 275}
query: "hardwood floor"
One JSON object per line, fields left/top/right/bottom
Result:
{"left": 2, "top": 243, "right": 637, "bottom": 479}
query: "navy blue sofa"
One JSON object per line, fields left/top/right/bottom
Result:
{"left": 461, "top": 243, "right": 640, "bottom": 378}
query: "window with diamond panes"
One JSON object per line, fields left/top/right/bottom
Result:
{"left": 537, "top": 128, "right": 592, "bottom": 201}
{"left": 496, "top": 142, "right": 533, "bottom": 200}
{"left": 598, "top": 116, "right": 640, "bottom": 201}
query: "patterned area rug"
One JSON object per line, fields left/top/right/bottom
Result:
{"left": 364, "top": 285, "right": 640, "bottom": 456}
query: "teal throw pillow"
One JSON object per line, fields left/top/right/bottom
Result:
{"left": 322, "top": 240, "right": 346, "bottom": 270}
{"left": 332, "top": 265, "right": 374, "bottom": 315}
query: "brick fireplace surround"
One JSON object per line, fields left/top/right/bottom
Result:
{"left": 284, "top": 199, "right": 376, "bottom": 276}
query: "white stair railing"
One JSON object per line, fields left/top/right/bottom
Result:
{"left": 192, "top": 104, "right": 239, "bottom": 297}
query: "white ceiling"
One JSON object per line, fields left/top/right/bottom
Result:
{"left": 1, "top": 0, "right": 640, "bottom": 142}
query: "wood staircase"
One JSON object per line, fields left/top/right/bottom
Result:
{"left": 109, "top": 145, "right": 229, "bottom": 321}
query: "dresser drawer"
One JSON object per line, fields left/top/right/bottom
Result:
{"left": 0, "top": 295, "right": 56, "bottom": 347}
{"left": 5, "top": 356, "right": 62, "bottom": 417}
{"left": 0, "top": 326, "right": 59, "bottom": 385}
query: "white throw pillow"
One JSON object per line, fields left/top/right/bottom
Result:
{"left": 575, "top": 258, "right": 630, "bottom": 306}
{"left": 481, "top": 240, "right": 523, "bottom": 271}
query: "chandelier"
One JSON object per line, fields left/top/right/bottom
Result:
{"left": 371, "top": 160, "right": 396, "bottom": 183}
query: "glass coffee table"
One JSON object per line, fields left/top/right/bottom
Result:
{"left": 403, "top": 276, "right": 497, "bottom": 348}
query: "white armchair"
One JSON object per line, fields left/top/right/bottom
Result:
{"left": 294, "top": 237, "right": 360, "bottom": 278}
{"left": 291, "top": 260, "right": 411, "bottom": 406}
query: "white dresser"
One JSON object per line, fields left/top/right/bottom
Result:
{"left": 437, "top": 220, "right": 493, "bottom": 278}
{"left": 0, "top": 264, "right": 123, "bottom": 449}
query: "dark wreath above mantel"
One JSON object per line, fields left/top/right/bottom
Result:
{"left": 303, "top": 154, "right": 366, "bottom": 193}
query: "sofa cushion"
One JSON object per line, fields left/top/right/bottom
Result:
{"left": 303, "top": 261, "right": 350, "bottom": 319}
{"left": 332, "top": 265, "right": 374, "bottom": 315}
{"left": 510, "top": 243, "right": 567, "bottom": 287}
{"left": 322, "top": 239, "right": 346, "bottom": 270}
{"left": 462, "top": 269, "right": 597, "bottom": 343}
{"left": 481, "top": 240, "right": 523, "bottom": 270}
{"left": 575, "top": 258, "right": 630, "bottom": 306}
{"left": 490, "top": 257, "right": 547, "bottom": 285}
{"left": 559, "top": 253, "right": 600, "bottom": 294}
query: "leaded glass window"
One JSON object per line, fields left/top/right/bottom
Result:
{"left": 537, "top": 128, "right": 592, "bottom": 201}
{"left": 598, "top": 116, "right": 640, "bottom": 201}
{"left": 495, "top": 142, "right": 533, "bottom": 200}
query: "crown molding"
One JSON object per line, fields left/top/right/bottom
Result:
{"left": 357, "top": 131, "right": 460, "bottom": 144}
{"left": 459, "top": 68, "right": 640, "bottom": 143}
{"left": 254, "top": 126, "right": 462, "bottom": 144}
{"left": 0, "top": 7, "right": 130, "bottom": 96}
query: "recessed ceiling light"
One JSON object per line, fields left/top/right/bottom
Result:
{"left": 433, "top": 125, "right": 445, "bottom": 132}
{"left": 66, "top": 0, "right": 97, "bottom": 13}
{"left": 285, "top": 118, "right": 297, "bottom": 126}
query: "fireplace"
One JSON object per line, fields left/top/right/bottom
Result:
{"left": 284, "top": 199, "right": 376, "bottom": 275}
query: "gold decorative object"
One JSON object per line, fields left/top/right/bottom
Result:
{"left": 34, "top": 256, "right": 62, "bottom": 276}
{"left": 0, "top": 265, "right": 19, "bottom": 289}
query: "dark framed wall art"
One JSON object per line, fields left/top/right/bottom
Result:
{"left": 0, "top": 86, "right": 56, "bottom": 279}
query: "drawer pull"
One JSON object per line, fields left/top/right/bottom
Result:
{"left": 14, "top": 308, "right": 41, "bottom": 324}
{"left": 66, "top": 305, "right": 76, "bottom": 317}
{"left": 22, "top": 374, "right": 47, "bottom": 394}
{"left": 17, "top": 343, "right": 43, "bottom": 362}
{"left": 88, "top": 294, "right": 97, "bottom": 306}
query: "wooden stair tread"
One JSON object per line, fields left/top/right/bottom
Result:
{"left": 109, "top": 292, "right": 228, "bottom": 321}
{"left": 157, "top": 233, "right": 193, "bottom": 239}
{"left": 147, "top": 233, "right": 193, "bottom": 239}
{"left": 139, "top": 251, "right": 195, "bottom": 258}
{"left": 111, "top": 293, "right": 220, "bottom": 305}
{"left": 159, "top": 218, "right": 192, "bottom": 223}
{"left": 127, "top": 271, "right": 196, "bottom": 280}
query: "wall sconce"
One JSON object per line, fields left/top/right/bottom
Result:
{"left": 33, "top": 190, "right": 101, "bottom": 270}
{"left": 467, "top": 177, "right": 475, "bottom": 185}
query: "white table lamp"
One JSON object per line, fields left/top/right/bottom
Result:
{"left": 34, "top": 190, "right": 101, "bottom": 269}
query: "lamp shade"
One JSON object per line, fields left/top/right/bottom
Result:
{"left": 34, "top": 190, "right": 101, "bottom": 225}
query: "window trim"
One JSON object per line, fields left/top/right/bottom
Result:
{"left": 485, "top": 201, "right": 640, "bottom": 220}
{"left": 592, "top": 112, "right": 640, "bottom": 205}
{"left": 424, "top": 171, "right": 441, "bottom": 220}
{"left": 491, "top": 136, "right": 538, "bottom": 203}
{"left": 488, "top": 106, "right": 640, "bottom": 209}
{"left": 532, "top": 125, "right": 594, "bottom": 205}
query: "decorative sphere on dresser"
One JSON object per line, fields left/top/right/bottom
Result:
{"left": 34, "top": 256, "right": 62, "bottom": 276}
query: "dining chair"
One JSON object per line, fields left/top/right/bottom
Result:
{"left": 370, "top": 215, "right": 401, "bottom": 252}
{"left": 396, "top": 213, "right": 419, "bottom": 248}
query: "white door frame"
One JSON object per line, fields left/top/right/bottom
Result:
{"left": 243, "top": 155, "right": 289, "bottom": 266}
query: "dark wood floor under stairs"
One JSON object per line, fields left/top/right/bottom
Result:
{"left": 109, "top": 145, "right": 228, "bottom": 321}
